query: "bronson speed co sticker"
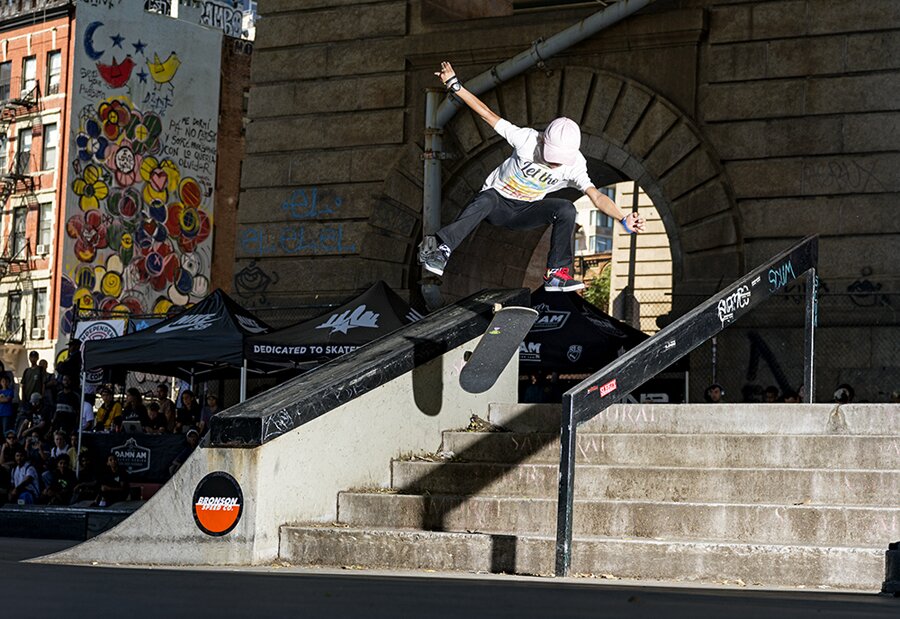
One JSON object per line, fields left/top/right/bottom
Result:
{"left": 192, "top": 472, "right": 244, "bottom": 536}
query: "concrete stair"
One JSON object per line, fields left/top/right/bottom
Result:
{"left": 279, "top": 403, "right": 899, "bottom": 589}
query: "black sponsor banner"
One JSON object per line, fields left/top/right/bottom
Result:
{"left": 80, "top": 433, "right": 188, "bottom": 483}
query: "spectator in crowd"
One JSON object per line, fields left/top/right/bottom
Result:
{"left": 764, "top": 385, "right": 780, "bottom": 403}
{"left": 1, "top": 430, "right": 20, "bottom": 476}
{"left": 0, "top": 360, "right": 18, "bottom": 408}
{"left": 21, "top": 350, "right": 46, "bottom": 404}
{"left": 155, "top": 383, "right": 176, "bottom": 420}
{"left": 50, "top": 431, "right": 70, "bottom": 462}
{"left": 52, "top": 374, "right": 80, "bottom": 435}
{"left": 704, "top": 383, "right": 725, "bottom": 403}
{"left": 198, "top": 394, "right": 220, "bottom": 435}
{"left": 81, "top": 392, "right": 96, "bottom": 431}
{"left": 94, "top": 387, "right": 122, "bottom": 431}
{"left": 162, "top": 403, "right": 178, "bottom": 434}
{"left": 41, "top": 456, "right": 76, "bottom": 505}
{"left": 95, "top": 453, "right": 130, "bottom": 507}
{"left": 0, "top": 374, "right": 14, "bottom": 435}
{"left": 176, "top": 390, "right": 201, "bottom": 432}
{"left": 143, "top": 402, "right": 167, "bottom": 434}
{"left": 783, "top": 390, "right": 801, "bottom": 403}
{"left": 833, "top": 383, "right": 855, "bottom": 404}
{"left": 15, "top": 393, "right": 44, "bottom": 440}
{"left": 121, "top": 388, "right": 149, "bottom": 427}
{"left": 55, "top": 338, "right": 82, "bottom": 386}
{"left": 521, "top": 373, "right": 544, "bottom": 403}
{"left": 169, "top": 428, "right": 200, "bottom": 476}
{"left": 70, "top": 452, "right": 99, "bottom": 505}
{"left": 8, "top": 448, "right": 39, "bottom": 504}
{"left": 24, "top": 430, "right": 49, "bottom": 472}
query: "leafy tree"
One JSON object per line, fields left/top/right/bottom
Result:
{"left": 583, "top": 265, "right": 610, "bottom": 311}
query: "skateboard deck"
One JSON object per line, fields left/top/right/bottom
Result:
{"left": 460, "top": 305, "right": 539, "bottom": 394}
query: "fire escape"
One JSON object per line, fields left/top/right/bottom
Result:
{"left": 0, "top": 84, "right": 41, "bottom": 345}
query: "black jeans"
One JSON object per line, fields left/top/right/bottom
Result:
{"left": 436, "top": 189, "right": 577, "bottom": 269}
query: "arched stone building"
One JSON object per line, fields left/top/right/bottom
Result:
{"left": 235, "top": 0, "right": 899, "bottom": 401}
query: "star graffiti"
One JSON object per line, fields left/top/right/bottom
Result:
{"left": 110, "top": 33, "right": 125, "bottom": 48}
{"left": 137, "top": 69, "right": 148, "bottom": 83}
{"left": 132, "top": 39, "right": 147, "bottom": 55}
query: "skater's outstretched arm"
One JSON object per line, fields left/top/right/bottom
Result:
{"left": 585, "top": 186, "right": 646, "bottom": 234}
{"left": 436, "top": 61, "right": 501, "bottom": 128}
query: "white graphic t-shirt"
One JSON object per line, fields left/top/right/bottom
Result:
{"left": 482, "top": 119, "right": 595, "bottom": 201}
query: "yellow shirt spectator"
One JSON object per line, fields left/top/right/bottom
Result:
{"left": 94, "top": 401, "right": 122, "bottom": 431}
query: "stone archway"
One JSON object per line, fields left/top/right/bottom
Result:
{"left": 379, "top": 67, "right": 742, "bottom": 313}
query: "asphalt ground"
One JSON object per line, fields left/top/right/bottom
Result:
{"left": 3, "top": 537, "right": 897, "bottom": 618}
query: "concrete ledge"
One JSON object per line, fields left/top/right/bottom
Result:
{"left": 440, "top": 431, "right": 900, "bottom": 469}
{"left": 337, "top": 492, "right": 899, "bottom": 546}
{"left": 489, "top": 403, "right": 900, "bottom": 435}
{"left": 279, "top": 525, "right": 885, "bottom": 590}
{"left": 211, "top": 288, "right": 529, "bottom": 446}
{"left": 390, "top": 461, "right": 900, "bottom": 505}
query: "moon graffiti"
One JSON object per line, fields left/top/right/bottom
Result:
{"left": 84, "top": 21, "right": 105, "bottom": 61}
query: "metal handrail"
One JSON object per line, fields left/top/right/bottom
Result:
{"left": 554, "top": 235, "right": 819, "bottom": 576}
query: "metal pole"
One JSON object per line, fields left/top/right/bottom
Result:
{"left": 240, "top": 358, "right": 248, "bottom": 403}
{"left": 76, "top": 370, "right": 86, "bottom": 477}
{"left": 802, "top": 268, "right": 817, "bottom": 403}
{"left": 554, "top": 395, "right": 577, "bottom": 576}
{"left": 624, "top": 182, "right": 640, "bottom": 327}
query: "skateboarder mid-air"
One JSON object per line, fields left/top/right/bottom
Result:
{"left": 419, "top": 61, "right": 646, "bottom": 292}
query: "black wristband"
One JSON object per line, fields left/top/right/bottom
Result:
{"left": 444, "top": 76, "right": 461, "bottom": 92}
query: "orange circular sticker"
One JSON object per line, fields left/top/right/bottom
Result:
{"left": 192, "top": 472, "right": 243, "bottom": 536}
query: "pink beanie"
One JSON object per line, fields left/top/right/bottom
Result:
{"left": 542, "top": 117, "right": 581, "bottom": 166}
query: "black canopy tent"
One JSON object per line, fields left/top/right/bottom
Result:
{"left": 82, "top": 288, "right": 273, "bottom": 387}
{"left": 520, "top": 288, "right": 648, "bottom": 372}
{"left": 244, "top": 280, "right": 424, "bottom": 367}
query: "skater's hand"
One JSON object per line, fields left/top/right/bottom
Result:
{"left": 622, "top": 212, "right": 646, "bottom": 234}
{"left": 435, "top": 61, "right": 456, "bottom": 85}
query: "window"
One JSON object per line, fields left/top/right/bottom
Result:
{"left": 42, "top": 123, "right": 58, "bottom": 170}
{"left": 16, "top": 128, "right": 31, "bottom": 174}
{"left": 6, "top": 293, "right": 21, "bottom": 339}
{"left": 38, "top": 203, "right": 52, "bottom": 246}
{"left": 0, "top": 61, "right": 10, "bottom": 101}
{"left": 46, "top": 50, "right": 61, "bottom": 95}
{"left": 592, "top": 236, "right": 613, "bottom": 253}
{"left": 21, "top": 56, "right": 37, "bottom": 95}
{"left": 12, "top": 206, "right": 26, "bottom": 257}
{"left": 0, "top": 133, "right": 6, "bottom": 173}
{"left": 32, "top": 289, "right": 47, "bottom": 329}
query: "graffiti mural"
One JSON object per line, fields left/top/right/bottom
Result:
{"left": 61, "top": 0, "right": 222, "bottom": 335}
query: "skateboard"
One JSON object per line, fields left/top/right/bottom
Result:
{"left": 459, "top": 305, "right": 539, "bottom": 394}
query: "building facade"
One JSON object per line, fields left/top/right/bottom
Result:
{"left": 240, "top": 0, "right": 900, "bottom": 402}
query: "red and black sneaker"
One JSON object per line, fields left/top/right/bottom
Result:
{"left": 543, "top": 266, "right": 584, "bottom": 292}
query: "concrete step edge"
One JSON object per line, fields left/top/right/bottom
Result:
{"left": 394, "top": 460, "right": 900, "bottom": 474}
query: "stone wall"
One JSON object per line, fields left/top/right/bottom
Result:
{"left": 239, "top": 0, "right": 899, "bottom": 399}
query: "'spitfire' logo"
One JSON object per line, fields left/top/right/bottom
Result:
{"left": 193, "top": 472, "right": 244, "bottom": 536}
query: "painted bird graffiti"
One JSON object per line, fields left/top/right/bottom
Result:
{"left": 96, "top": 56, "right": 135, "bottom": 88}
{"left": 147, "top": 52, "right": 181, "bottom": 88}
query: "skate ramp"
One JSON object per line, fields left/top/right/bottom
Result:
{"left": 39, "top": 288, "right": 529, "bottom": 566}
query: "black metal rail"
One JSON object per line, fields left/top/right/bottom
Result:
{"left": 555, "top": 235, "right": 819, "bottom": 576}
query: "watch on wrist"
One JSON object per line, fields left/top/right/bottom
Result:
{"left": 448, "top": 81, "right": 461, "bottom": 93}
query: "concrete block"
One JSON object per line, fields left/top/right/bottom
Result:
{"left": 247, "top": 109, "right": 405, "bottom": 154}
{"left": 359, "top": 230, "right": 410, "bottom": 264}
{"left": 626, "top": 100, "right": 678, "bottom": 160}
{"left": 807, "top": 74, "right": 900, "bottom": 115}
{"left": 738, "top": 194, "right": 900, "bottom": 237}
{"left": 291, "top": 74, "right": 406, "bottom": 115}
{"left": 498, "top": 74, "right": 528, "bottom": 126}
{"left": 350, "top": 146, "right": 402, "bottom": 182}
{"left": 239, "top": 154, "right": 293, "bottom": 188}
{"left": 699, "top": 80, "right": 806, "bottom": 122}
{"left": 286, "top": 150, "right": 352, "bottom": 185}
{"left": 708, "top": 5, "right": 751, "bottom": 44}
{"left": 581, "top": 74, "right": 622, "bottom": 135}
{"left": 808, "top": 0, "right": 900, "bottom": 34}
{"left": 846, "top": 32, "right": 900, "bottom": 72}
{"left": 247, "top": 83, "right": 295, "bottom": 119}
{"left": 382, "top": 171, "right": 422, "bottom": 213}
{"left": 679, "top": 213, "right": 737, "bottom": 253}
{"left": 681, "top": 247, "right": 741, "bottom": 284}
{"left": 660, "top": 148, "right": 719, "bottom": 201}
{"left": 604, "top": 83, "right": 653, "bottom": 148}
{"left": 251, "top": 47, "right": 327, "bottom": 83}
{"left": 766, "top": 36, "right": 844, "bottom": 78}
{"left": 843, "top": 112, "right": 900, "bottom": 153}
{"left": 238, "top": 184, "right": 377, "bottom": 224}
{"left": 450, "top": 108, "right": 487, "bottom": 154}
{"left": 369, "top": 199, "right": 420, "bottom": 238}
{"left": 801, "top": 154, "right": 900, "bottom": 195}
{"left": 643, "top": 122, "right": 699, "bottom": 178}
{"left": 235, "top": 220, "right": 365, "bottom": 259}
{"left": 326, "top": 39, "right": 406, "bottom": 76}
{"left": 726, "top": 158, "right": 804, "bottom": 199}
{"left": 706, "top": 42, "right": 767, "bottom": 83}
{"left": 440, "top": 431, "right": 900, "bottom": 470}
{"left": 671, "top": 180, "right": 732, "bottom": 227}
{"left": 258, "top": 2, "right": 407, "bottom": 48}
{"left": 560, "top": 67, "right": 595, "bottom": 124}
{"left": 526, "top": 70, "right": 562, "bottom": 126}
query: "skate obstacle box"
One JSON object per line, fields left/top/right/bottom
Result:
{"left": 40, "top": 288, "right": 529, "bottom": 566}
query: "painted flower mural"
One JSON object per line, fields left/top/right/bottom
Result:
{"left": 63, "top": 95, "right": 215, "bottom": 334}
